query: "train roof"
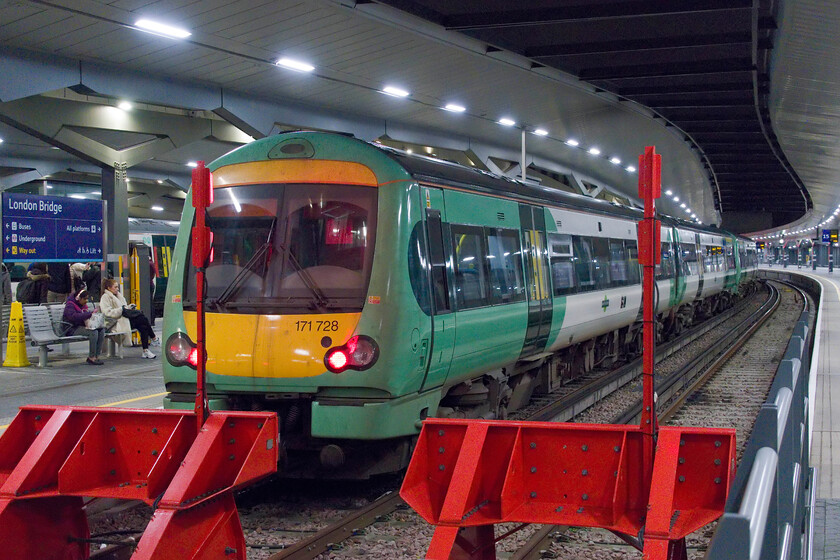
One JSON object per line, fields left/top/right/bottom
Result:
{"left": 375, "top": 143, "right": 750, "bottom": 243}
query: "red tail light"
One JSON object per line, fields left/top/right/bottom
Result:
{"left": 187, "top": 347, "right": 199, "bottom": 368}
{"left": 324, "top": 335, "right": 379, "bottom": 373}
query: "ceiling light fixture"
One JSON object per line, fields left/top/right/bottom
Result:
{"left": 187, "top": 161, "right": 198, "bottom": 168}
{"left": 588, "top": 147, "right": 601, "bottom": 155}
{"left": 680, "top": 203, "right": 686, "bottom": 208}
{"left": 498, "top": 118, "right": 516, "bottom": 127}
{"left": 565, "top": 139, "right": 579, "bottom": 146}
{"left": 134, "top": 19, "right": 192, "bottom": 39}
{"left": 610, "top": 157, "right": 621, "bottom": 165}
{"left": 443, "top": 103, "right": 466, "bottom": 113}
{"left": 70, "top": 194, "right": 86, "bottom": 199}
{"left": 157, "top": 179, "right": 164, "bottom": 184}
{"left": 382, "top": 86, "right": 410, "bottom": 97}
{"left": 151, "top": 205, "right": 164, "bottom": 212}
{"left": 275, "top": 57, "right": 315, "bottom": 72}
{"left": 665, "top": 189, "right": 673, "bottom": 196}
{"left": 626, "top": 166, "right": 636, "bottom": 173}
{"left": 533, "top": 128, "right": 549, "bottom": 136}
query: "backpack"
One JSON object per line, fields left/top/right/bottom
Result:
{"left": 15, "top": 278, "right": 36, "bottom": 304}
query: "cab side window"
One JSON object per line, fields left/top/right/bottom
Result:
{"left": 451, "top": 225, "right": 489, "bottom": 310}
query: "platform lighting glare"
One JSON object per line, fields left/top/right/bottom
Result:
{"left": 151, "top": 205, "right": 164, "bottom": 212}
{"left": 665, "top": 190, "right": 673, "bottom": 196}
{"left": 610, "top": 157, "right": 621, "bottom": 165}
{"left": 565, "top": 139, "right": 579, "bottom": 146}
{"left": 626, "top": 166, "right": 636, "bottom": 173}
{"left": 134, "top": 19, "right": 192, "bottom": 39}
{"left": 382, "top": 86, "right": 410, "bottom": 97}
{"left": 228, "top": 189, "right": 242, "bottom": 213}
{"left": 0, "top": 137, "right": 3, "bottom": 144}
{"left": 117, "top": 101, "right": 133, "bottom": 111}
{"left": 533, "top": 128, "right": 549, "bottom": 136}
{"left": 275, "top": 57, "right": 315, "bottom": 73}
{"left": 443, "top": 103, "right": 466, "bottom": 113}
{"left": 187, "top": 161, "right": 198, "bottom": 168}
{"left": 498, "top": 118, "right": 516, "bottom": 127}
{"left": 588, "top": 147, "right": 601, "bottom": 155}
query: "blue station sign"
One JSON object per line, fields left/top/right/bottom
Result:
{"left": 2, "top": 193, "right": 103, "bottom": 262}
{"left": 823, "top": 229, "right": 831, "bottom": 243}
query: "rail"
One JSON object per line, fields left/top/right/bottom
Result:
{"left": 706, "top": 270, "right": 820, "bottom": 560}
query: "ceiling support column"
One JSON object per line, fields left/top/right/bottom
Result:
{"left": 102, "top": 164, "right": 129, "bottom": 261}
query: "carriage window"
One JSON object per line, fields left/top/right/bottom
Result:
{"left": 549, "top": 233, "right": 576, "bottom": 296}
{"left": 486, "top": 228, "right": 526, "bottom": 304}
{"left": 625, "top": 240, "right": 641, "bottom": 285}
{"left": 591, "top": 238, "right": 611, "bottom": 289}
{"left": 573, "top": 236, "right": 596, "bottom": 292}
{"left": 656, "top": 242, "right": 674, "bottom": 280}
{"left": 680, "top": 243, "right": 699, "bottom": 275}
{"left": 725, "top": 244, "right": 735, "bottom": 270}
{"left": 451, "top": 225, "right": 490, "bottom": 310}
{"left": 704, "top": 246, "right": 723, "bottom": 272}
{"left": 609, "top": 240, "right": 629, "bottom": 287}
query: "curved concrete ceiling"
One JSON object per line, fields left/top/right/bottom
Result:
{"left": 0, "top": 0, "right": 719, "bottom": 226}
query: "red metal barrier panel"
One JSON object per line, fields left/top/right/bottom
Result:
{"left": 0, "top": 405, "right": 278, "bottom": 559}
{"left": 401, "top": 418, "right": 735, "bottom": 560}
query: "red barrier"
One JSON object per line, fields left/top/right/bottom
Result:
{"left": 0, "top": 405, "right": 277, "bottom": 559}
{"left": 401, "top": 419, "right": 735, "bottom": 559}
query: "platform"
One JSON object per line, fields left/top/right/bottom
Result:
{"left": 762, "top": 265, "right": 839, "bottom": 559}
{"left": 0, "top": 330, "right": 166, "bottom": 436}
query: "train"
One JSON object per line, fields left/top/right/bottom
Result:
{"left": 161, "top": 131, "right": 758, "bottom": 478}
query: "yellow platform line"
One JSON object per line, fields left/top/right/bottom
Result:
{"left": 0, "top": 391, "right": 169, "bottom": 430}
{"left": 97, "top": 391, "right": 168, "bottom": 407}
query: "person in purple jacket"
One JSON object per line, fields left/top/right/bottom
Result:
{"left": 63, "top": 289, "right": 105, "bottom": 365}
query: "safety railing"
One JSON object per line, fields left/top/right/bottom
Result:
{"left": 706, "top": 271, "right": 820, "bottom": 560}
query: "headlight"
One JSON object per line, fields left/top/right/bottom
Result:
{"left": 166, "top": 331, "right": 197, "bottom": 369}
{"left": 324, "top": 335, "right": 379, "bottom": 373}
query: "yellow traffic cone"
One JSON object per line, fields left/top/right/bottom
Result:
{"left": 4, "top": 302, "right": 31, "bottom": 367}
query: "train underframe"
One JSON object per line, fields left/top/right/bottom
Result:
{"left": 205, "top": 281, "right": 757, "bottom": 479}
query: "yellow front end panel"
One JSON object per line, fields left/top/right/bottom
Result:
{"left": 183, "top": 311, "right": 361, "bottom": 378}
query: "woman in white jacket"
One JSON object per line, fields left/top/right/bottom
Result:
{"left": 100, "top": 278, "right": 157, "bottom": 358}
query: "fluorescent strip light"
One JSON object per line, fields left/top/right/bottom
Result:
{"left": 498, "top": 118, "right": 516, "bottom": 127}
{"left": 70, "top": 194, "right": 86, "bottom": 199}
{"left": 151, "top": 205, "right": 164, "bottom": 212}
{"left": 665, "top": 190, "right": 673, "bottom": 196}
{"left": 118, "top": 101, "right": 133, "bottom": 111}
{"left": 610, "top": 157, "right": 621, "bottom": 165}
{"left": 382, "top": 86, "right": 410, "bottom": 97}
{"left": 443, "top": 103, "right": 466, "bottom": 113}
{"left": 406, "top": 148, "right": 413, "bottom": 154}
{"left": 626, "top": 166, "right": 636, "bottom": 173}
{"left": 276, "top": 57, "right": 315, "bottom": 72}
{"left": 533, "top": 129, "right": 549, "bottom": 136}
{"left": 680, "top": 203, "right": 686, "bottom": 208}
{"left": 45, "top": 184, "right": 53, "bottom": 189}
{"left": 588, "top": 147, "right": 600, "bottom": 155}
{"left": 134, "top": 19, "right": 191, "bottom": 39}
{"left": 157, "top": 179, "right": 164, "bottom": 184}
{"left": 187, "top": 161, "right": 198, "bottom": 168}
{"left": 565, "top": 139, "right": 579, "bottom": 146}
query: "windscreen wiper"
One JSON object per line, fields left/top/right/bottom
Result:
{"left": 277, "top": 241, "right": 331, "bottom": 310}
{"left": 212, "top": 218, "right": 276, "bottom": 309}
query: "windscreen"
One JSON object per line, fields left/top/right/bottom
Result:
{"left": 184, "top": 183, "right": 377, "bottom": 313}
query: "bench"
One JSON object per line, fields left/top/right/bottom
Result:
{"left": 44, "top": 304, "right": 129, "bottom": 359}
{"left": 22, "top": 305, "right": 86, "bottom": 367}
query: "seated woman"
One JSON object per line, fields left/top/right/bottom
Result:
{"left": 63, "top": 289, "right": 105, "bottom": 366}
{"left": 100, "top": 278, "right": 158, "bottom": 359}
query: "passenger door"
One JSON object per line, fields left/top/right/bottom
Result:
{"left": 420, "top": 187, "right": 456, "bottom": 391}
{"left": 519, "top": 204, "right": 553, "bottom": 358}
